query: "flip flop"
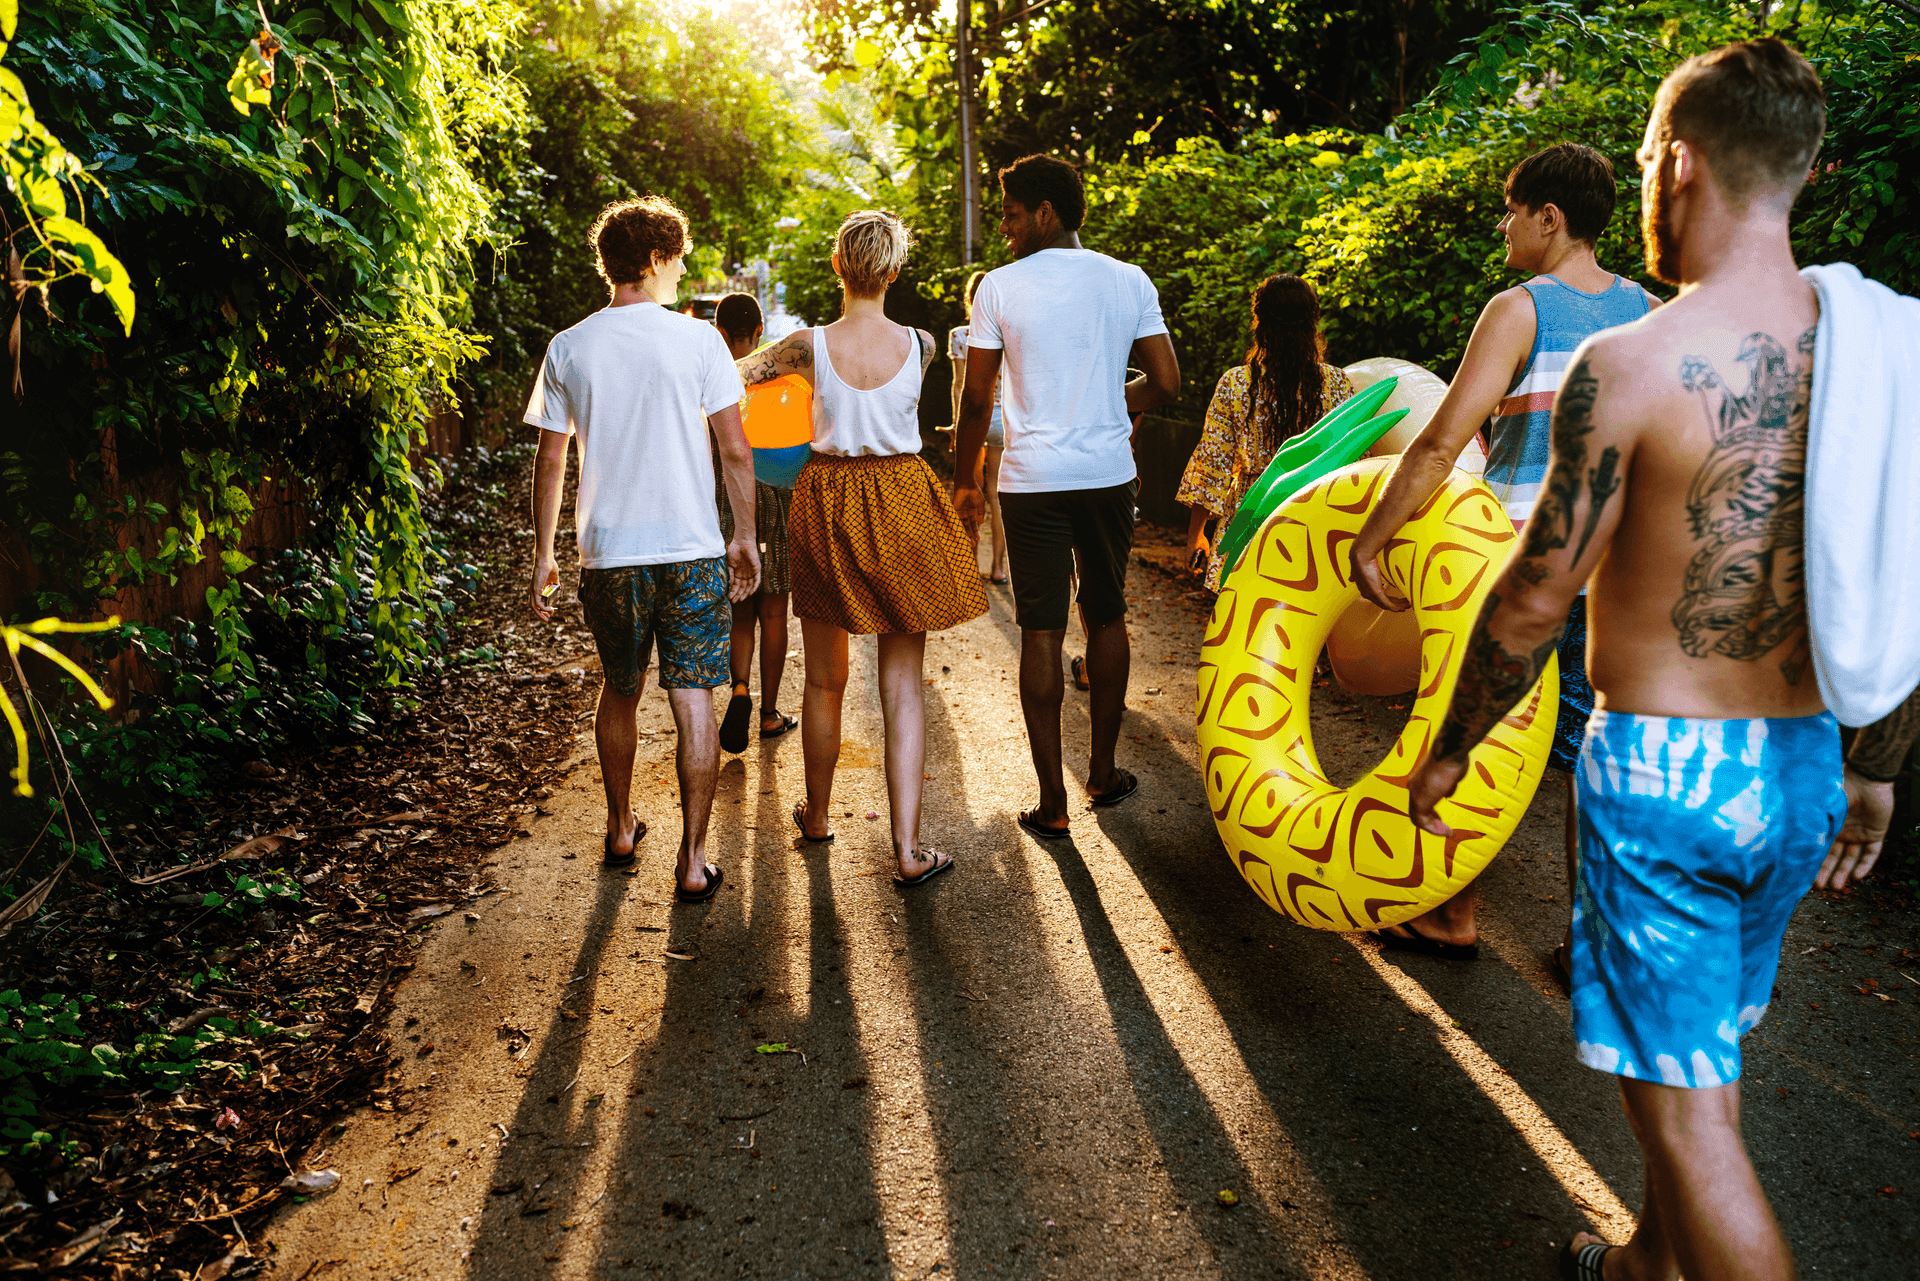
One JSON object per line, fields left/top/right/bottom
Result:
{"left": 988, "top": 573, "right": 1009, "bottom": 585}
{"left": 893, "top": 849, "right": 955, "bottom": 887}
{"left": 792, "top": 804, "right": 835, "bottom": 844}
{"left": 720, "top": 692, "right": 752, "bottom": 754}
{"left": 1549, "top": 940, "right": 1573, "bottom": 994}
{"left": 760, "top": 711, "right": 799, "bottom": 740}
{"left": 1368, "top": 926, "right": 1480, "bottom": 961}
{"left": 602, "top": 822, "right": 646, "bottom": 867}
{"left": 1070, "top": 655, "right": 1090, "bottom": 691}
{"left": 1558, "top": 1239, "right": 1615, "bottom": 1281}
{"left": 674, "top": 863, "right": 724, "bottom": 904}
{"left": 1088, "top": 768, "right": 1139, "bottom": 808}
{"left": 1017, "top": 809, "right": 1071, "bottom": 840}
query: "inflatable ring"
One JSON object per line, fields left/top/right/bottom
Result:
{"left": 1195, "top": 457, "right": 1558, "bottom": 932}
{"left": 1325, "top": 358, "right": 1488, "bottom": 698}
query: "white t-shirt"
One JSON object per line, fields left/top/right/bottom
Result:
{"left": 522, "top": 301, "right": 743, "bottom": 569}
{"left": 966, "top": 248, "right": 1168, "bottom": 493}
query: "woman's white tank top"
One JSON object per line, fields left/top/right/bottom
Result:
{"left": 810, "top": 325, "right": 924, "bottom": 457}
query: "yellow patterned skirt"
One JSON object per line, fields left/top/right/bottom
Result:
{"left": 789, "top": 452, "right": 989, "bottom": 636}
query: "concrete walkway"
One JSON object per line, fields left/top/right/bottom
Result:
{"left": 268, "top": 557, "right": 1919, "bottom": 1280}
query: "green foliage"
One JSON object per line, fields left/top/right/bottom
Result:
{"left": 467, "top": 0, "right": 802, "bottom": 423}
{"left": 0, "top": 986, "right": 291, "bottom": 1156}
{"left": 1, "top": 0, "right": 519, "bottom": 873}
{"left": 1048, "top": 1, "right": 1919, "bottom": 408}
{"left": 0, "top": 0, "right": 137, "bottom": 337}
{"left": 7, "top": 0, "right": 519, "bottom": 632}
{"left": 201, "top": 869, "right": 302, "bottom": 918}
{"left": 806, "top": 0, "right": 1506, "bottom": 167}
{"left": 1792, "top": 17, "right": 1919, "bottom": 292}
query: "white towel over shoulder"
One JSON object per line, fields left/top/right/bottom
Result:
{"left": 1801, "top": 262, "right": 1920, "bottom": 727}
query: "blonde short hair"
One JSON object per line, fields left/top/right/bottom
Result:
{"left": 834, "top": 210, "right": 914, "bottom": 298}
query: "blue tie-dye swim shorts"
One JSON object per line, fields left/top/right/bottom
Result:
{"left": 1570, "top": 707, "right": 1846, "bottom": 1089}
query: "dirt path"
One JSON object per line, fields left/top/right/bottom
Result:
{"left": 266, "top": 546, "right": 1919, "bottom": 1280}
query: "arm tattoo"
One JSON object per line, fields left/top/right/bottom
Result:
{"left": 1433, "top": 591, "right": 1561, "bottom": 763}
{"left": 1519, "top": 356, "right": 1621, "bottom": 576}
{"left": 1847, "top": 683, "right": 1920, "bottom": 783}
{"left": 1670, "top": 328, "right": 1815, "bottom": 681}
{"left": 736, "top": 332, "right": 813, "bottom": 387}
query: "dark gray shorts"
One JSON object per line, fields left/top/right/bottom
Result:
{"left": 999, "top": 480, "right": 1137, "bottom": 631}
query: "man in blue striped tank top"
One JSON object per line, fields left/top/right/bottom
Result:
{"left": 1348, "top": 144, "right": 1659, "bottom": 966}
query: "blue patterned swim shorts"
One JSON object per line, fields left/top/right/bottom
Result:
{"left": 1571, "top": 708, "right": 1845, "bottom": 1088}
{"left": 577, "top": 558, "right": 730, "bottom": 694}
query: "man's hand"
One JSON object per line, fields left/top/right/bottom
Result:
{"left": 1349, "top": 541, "right": 1409, "bottom": 612}
{"left": 530, "top": 559, "right": 560, "bottom": 621}
{"left": 726, "top": 539, "right": 762, "bottom": 603}
{"left": 1816, "top": 768, "right": 1895, "bottom": 891}
{"left": 1406, "top": 754, "right": 1469, "bottom": 837}
{"left": 952, "top": 482, "right": 985, "bottom": 546}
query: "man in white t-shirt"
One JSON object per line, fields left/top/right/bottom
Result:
{"left": 953, "top": 154, "right": 1181, "bottom": 839}
{"left": 524, "top": 195, "right": 760, "bottom": 901}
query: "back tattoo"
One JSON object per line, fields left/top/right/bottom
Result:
{"left": 1672, "top": 328, "right": 1816, "bottom": 681}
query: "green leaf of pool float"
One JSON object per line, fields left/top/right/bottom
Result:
{"left": 1214, "top": 377, "right": 1403, "bottom": 571}
{"left": 1216, "top": 407, "right": 1409, "bottom": 578}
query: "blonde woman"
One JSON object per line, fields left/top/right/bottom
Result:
{"left": 736, "top": 210, "right": 988, "bottom": 885}
{"left": 947, "top": 269, "right": 1008, "bottom": 583}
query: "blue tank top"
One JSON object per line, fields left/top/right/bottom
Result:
{"left": 1484, "top": 274, "right": 1655, "bottom": 524}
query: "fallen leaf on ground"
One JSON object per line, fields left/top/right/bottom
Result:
{"left": 280, "top": 1169, "right": 341, "bottom": 1194}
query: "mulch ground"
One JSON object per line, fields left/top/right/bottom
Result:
{"left": 0, "top": 441, "right": 596, "bottom": 1278}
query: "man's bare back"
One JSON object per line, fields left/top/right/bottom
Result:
{"left": 1566, "top": 278, "right": 1823, "bottom": 720}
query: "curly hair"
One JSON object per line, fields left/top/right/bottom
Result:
{"left": 997, "top": 154, "right": 1086, "bottom": 231}
{"left": 834, "top": 209, "right": 915, "bottom": 299}
{"left": 590, "top": 196, "right": 692, "bottom": 286}
{"left": 1245, "top": 275, "right": 1327, "bottom": 456}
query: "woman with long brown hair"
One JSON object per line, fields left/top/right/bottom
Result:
{"left": 1177, "top": 274, "right": 1354, "bottom": 590}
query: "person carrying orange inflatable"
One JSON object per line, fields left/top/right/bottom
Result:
{"left": 1345, "top": 144, "right": 1660, "bottom": 970}
{"left": 712, "top": 292, "right": 806, "bottom": 753}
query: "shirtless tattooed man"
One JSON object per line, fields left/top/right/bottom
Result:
{"left": 1405, "top": 40, "right": 1919, "bottom": 1281}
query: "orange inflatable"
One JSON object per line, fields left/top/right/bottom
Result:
{"left": 741, "top": 373, "right": 813, "bottom": 450}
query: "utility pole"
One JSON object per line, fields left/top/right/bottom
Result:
{"left": 956, "top": 0, "right": 978, "bottom": 263}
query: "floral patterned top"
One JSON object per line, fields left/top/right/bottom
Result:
{"left": 1176, "top": 361, "right": 1355, "bottom": 590}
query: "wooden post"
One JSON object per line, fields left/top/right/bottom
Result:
{"left": 957, "top": 0, "right": 977, "bottom": 263}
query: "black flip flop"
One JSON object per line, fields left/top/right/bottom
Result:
{"left": 792, "top": 804, "right": 834, "bottom": 843}
{"left": 602, "top": 821, "right": 646, "bottom": 867}
{"left": 1368, "top": 926, "right": 1481, "bottom": 961}
{"left": 893, "top": 849, "right": 955, "bottom": 887}
{"left": 1088, "top": 768, "right": 1139, "bottom": 808}
{"left": 720, "top": 692, "right": 752, "bottom": 754}
{"left": 1017, "top": 809, "right": 1071, "bottom": 840}
{"left": 674, "top": 863, "right": 724, "bottom": 904}
{"left": 760, "top": 711, "right": 799, "bottom": 740}
{"left": 1558, "top": 1239, "right": 1614, "bottom": 1281}
{"left": 1549, "top": 940, "right": 1573, "bottom": 994}
{"left": 1070, "top": 655, "right": 1090, "bottom": 691}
